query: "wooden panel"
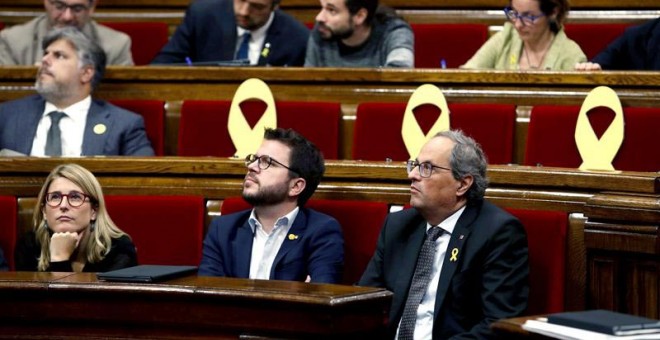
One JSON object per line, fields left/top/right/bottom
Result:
{"left": 0, "top": 272, "right": 391, "bottom": 339}
{"left": 588, "top": 255, "right": 617, "bottom": 310}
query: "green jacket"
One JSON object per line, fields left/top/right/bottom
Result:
{"left": 461, "top": 22, "right": 586, "bottom": 70}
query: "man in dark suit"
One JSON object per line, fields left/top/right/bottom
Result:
{"left": 0, "top": 27, "right": 153, "bottom": 156}
{"left": 151, "top": 0, "right": 309, "bottom": 66}
{"left": 359, "top": 130, "right": 529, "bottom": 339}
{"left": 199, "top": 128, "right": 344, "bottom": 284}
{"left": 575, "top": 17, "right": 659, "bottom": 71}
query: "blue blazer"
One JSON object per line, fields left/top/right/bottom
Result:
{"left": 359, "top": 200, "right": 529, "bottom": 339}
{"left": 199, "top": 207, "right": 344, "bottom": 284}
{"left": 0, "top": 94, "right": 154, "bottom": 156}
{"left": 151, "top": 0, "right": 309, "bottom": 66}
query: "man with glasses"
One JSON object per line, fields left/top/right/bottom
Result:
{"left": 152, "top": 0, "right": 308, "bottom": 66}
{"left": 461, "top": 0, "right": 585, "bottom": 70}
{"left": 199, "top": 128, "right": 344, "bottom": 283}
{"left": 0, "top": 0, "right": 133, "bottom": 65}
{"left": 359, "top": 130, "right": 529, "bottom": 339}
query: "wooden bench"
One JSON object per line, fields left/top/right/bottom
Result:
{"left": 0, "top": 67, "right": 658, "bottom": 163}
{"left": 0, "top": 157, "right": 657, "bottom": 317}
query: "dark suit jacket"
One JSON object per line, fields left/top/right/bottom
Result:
{"left": 151, "top": 0, "right": 309, "bottom": 66}
{"left": 359, "top": 200, "right": 529, "bottom": 339}
{"left": 593, "top": 18, "right": 660, "bottom": 70}
{"left": 0, "top": 94, "right": 154, "bottom": 156}
{"left": 198, "top": 207, "right": 344, "bottom": 284}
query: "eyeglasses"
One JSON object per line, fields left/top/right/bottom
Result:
{"left": 45, "top": 191, "right": 91, "bottom": 207}
{"left": 245, "top": 154, "right": 299, "bottom": 175}
{"left": 503, "top": 7, "right": 545, "bottom": 26}
{"left": 406, "top": 160, "right": 451, "bottom": 178}
{"left": 49, "top": 0, "right": 91, "bottom": 14}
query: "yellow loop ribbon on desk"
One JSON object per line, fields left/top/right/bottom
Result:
{"left": 228, "top": 78, "right": 277, "bottom": 158}
{"left": 401, "top": 84, "right": 450, "bottom": 160}
{"left": 575, "top": 86, "right": 624, "bottom": 172}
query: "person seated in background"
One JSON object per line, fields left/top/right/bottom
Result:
{"left": 462, "top": 0, "right": 585, "bottom": 70}
{"left": 359, "top": 130, "right": 529, "bottom": 339}
{"left": 575, "top": 17, "right": 660, "bottom": 71}
{"left": 15, "top": 163, "right": 137, "bottom": 272}
{"left": 152, "top": 0, "right": 308, "bottom": 66}
{"left": 305, "top": 0, "right": 414, "bottom": 68}
{"left": 199, "top": 128, "right": 344, "bottom": 283}
{"left": 0, "top": 247, "right": 8, "bottom": 271}
{"left": 0, "top": 0, "right": 133, "bottom": 65}
{"left": 0, "top": 27, "right": 154, "bottom": 157}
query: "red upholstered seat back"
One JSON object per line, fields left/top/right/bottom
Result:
{"left": 220, "top": 197, "right": 388, "bottom": 285}
{"left": 564, "top": 23, "right": 630, "bottom": 60}
{"left": 0, "top": 196, "right": 17, "bottom": 270}
{"left": 506, "top": 208, "right": 567, "bottom": 314}
{"left": 352, "top": 102, "right": 515, "bottom": 164}
{"left": 178, "top": 100, "right": 341, "bottom": 159}
{"left": 105, "top": 195, "right": 205, "bottom": 266}
{"left": 525, "top": 105, "right": 660, "bottom": 171}
{"left": 109, "top": 99, "right": 166, "bottom": 155}
{"left": 412, "top": 24, "right": 488, "bottom": 68}
{"left": 102, "top": 22, "right": 169, "bottom": 65}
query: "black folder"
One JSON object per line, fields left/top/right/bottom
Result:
{"left": 97, "top": 265, "right": 198, "bottom": 283}
{"left": 547, "top": 309, "right": 660, "bottom": 336}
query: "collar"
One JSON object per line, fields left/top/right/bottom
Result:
{"left": 236, "top": 11, "right": 275, "bottom": 42}
{"left": 43, "top": 95, "right": 92, "bottom": 123}
{"left": 427, "top": 205, "right": 466, "bottom": 235}
{"left": 248, "top": 205, "right": 300, "bottom": 234}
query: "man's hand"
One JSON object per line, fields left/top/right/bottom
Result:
{"left": 574, "top": 62, "right": 603, "bottom": 71}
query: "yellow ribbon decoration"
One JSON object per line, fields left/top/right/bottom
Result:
{"left": 575, "top": 86, "right": 624, "bottom": 172}
{"left": 227, "top": 78, "right": 277, "bottom": 158}
{"left": 450, "top": 248, "right": 459, "bottom": 262}
{"left": 401, "top": 84, "right": 450, "bottom": 159}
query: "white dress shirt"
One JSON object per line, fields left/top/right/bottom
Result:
{"left": 396, "top": 205, "right": 466, "bottom": 340}
{"left": 30, "top": 96, "right": 91, "bottom": 157}
{"left": 248, "top": 206, "right": 299, "bottom": 280}
{"left": 236, "top": 12, "right": 274, "bottom": 65}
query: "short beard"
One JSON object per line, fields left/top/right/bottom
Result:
{"left": 35, "top": 78, "right": 68, "bottom": 104}
{"left": 242, "top": 181, "right": 290, "bottom": 207}
{"left": 319, "top": 23, "right": 354, "bottom": 41}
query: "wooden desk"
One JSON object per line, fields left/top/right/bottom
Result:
{"left": 491, "top": 316, "right": 551, "bottom": 339}
{"left": 0, "top": 271, "right": 392, "bottom": 339}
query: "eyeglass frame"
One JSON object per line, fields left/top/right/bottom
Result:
{"left": 45, "top": 191, "right": 92, "bottom": 208}
{"left": 48, "top": 0, "right": 92, "bottom": 14}
{"left": 245, "top": 154, "right": 300, "bottom": 176}
{"left": 503, "top": 6, "right": 545, "bottom": 26}
{"left": 406, "top": 159, "right": 452, "bottom": 178}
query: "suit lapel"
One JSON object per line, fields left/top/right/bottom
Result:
{"left": 433, "top": 204, "right": 478, "bottom": 316}
{"left": 258, "top": 12, "right": 280, "bottom": 66}
{"left": 270, "top": 208, "right": 307, "bottom": 278}
{"left": 396, "top": 217, "right": 428, "bottom": 295}
{"left": 232, "top": 218, "right": 255, "bottom": 278}
{"left": 20, "top": 97, "right": 46, "bottom": 154}
{"left": 82, "top": 100, "right": 109, "bottom": 155}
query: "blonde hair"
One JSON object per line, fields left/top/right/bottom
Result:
{"left": 33, "top": 163, "right": 128, "bottom": 271}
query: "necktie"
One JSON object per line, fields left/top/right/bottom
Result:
{"left": 45, "top": 111, "right": 66, "bottom": 156}
{"left": 236, "top": 32, "right": 251, "bottom": 60}
{"left": 398, "top": 226, "right": 444, "bottom": 340}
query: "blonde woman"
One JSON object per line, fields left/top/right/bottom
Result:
{"left": 462, "top": 0, "right": 586, "bottom": 70}
{"left": 15, "top": 163, "right": 136, "bottom": 272}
